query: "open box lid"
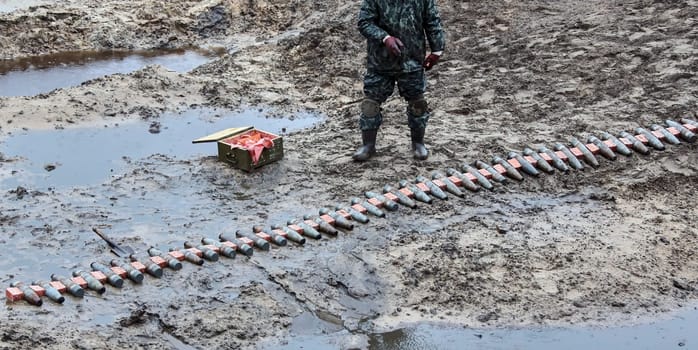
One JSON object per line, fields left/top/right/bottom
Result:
{"left": 192, "top": 126, "right": 255, "bottom": 144}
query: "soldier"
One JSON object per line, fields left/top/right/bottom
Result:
{"left": 353, "top": 0, "right": 445, "bottom": 161}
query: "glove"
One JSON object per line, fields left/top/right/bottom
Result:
{"left": 383, "top": 36, "right": 404, "bottom": 57}
{"left": 423, "top": 53, "right": 441, "bottom": 70}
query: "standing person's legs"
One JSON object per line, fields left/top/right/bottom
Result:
{"left": 353, "top": 71, "right": 396, "bottom": 162}
{"left": 397, "top": 70, "right": 429, "bottom": 160}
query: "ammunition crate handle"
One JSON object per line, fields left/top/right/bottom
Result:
{"left": 224, "top": 152, "right": 238, "bottom": 165}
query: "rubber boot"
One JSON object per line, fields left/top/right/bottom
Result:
{"left": 352, "top": 129, "right": 378, "bottom": 162}
{"left": 411, "top": 128, "right": 428, "bottom": 160}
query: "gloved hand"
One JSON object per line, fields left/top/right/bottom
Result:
{"left": 383, "top": 36, "right": 404, "bottom": 57}
{"left": 423, "top": 53, "right": 441, "bottom": 70}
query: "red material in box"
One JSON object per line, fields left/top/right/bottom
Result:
{"left": 193, "top": 126, "right": 284, "bottom": 172}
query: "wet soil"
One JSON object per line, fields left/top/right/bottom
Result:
{"left": 1, "top": 0, "right": 698, "bottom": 349}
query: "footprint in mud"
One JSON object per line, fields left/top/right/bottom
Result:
{"left": 148, "top": 121, "right": 162, "bottom": 134}
{"left": 43, "top": 163, "right": 57, "bottom": 172}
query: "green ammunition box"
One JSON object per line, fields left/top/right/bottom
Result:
{"left": 193, "top": 126, "right": 284, "bottom": 171}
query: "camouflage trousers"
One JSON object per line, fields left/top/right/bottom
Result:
{"left": 359, "top": 70, "right": 429, "bottom": 131}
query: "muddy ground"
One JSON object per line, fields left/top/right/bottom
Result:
{"left": 1, "top": 0, "right": 698, "bottom": 349}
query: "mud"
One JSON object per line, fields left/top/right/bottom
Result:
{"left": 1, "top": 0, "right": 698, "bottom": 349}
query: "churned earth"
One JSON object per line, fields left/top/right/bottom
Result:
{"left": 1, "top": 0, "right": 698, "bottom": 349}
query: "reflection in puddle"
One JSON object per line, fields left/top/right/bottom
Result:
{"left": 368, "top": 310, "right": 698, "bottom": 350}
{"left": 266, "top": 307, "right": 698, "bottom": 350}
{"left": 0, "top": 107, "right": 323, "bottom": 189}
{"left": 0, "top": 48, "right": 225, "bottom": 96}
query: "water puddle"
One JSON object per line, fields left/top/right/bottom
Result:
{"left": 0, "top": 48, "right": 225, "bottom": 96}
{"left": 0, "top": 107, "right": 322, "bottom": 189}
{"left": 0, "top": 0, "right": 48, "bottom": 13}
{"left": 267, "top": 307, "right": 698, "bottom": 349}
{"left": 368, "top": 309, "right": 698, "bottom": 349}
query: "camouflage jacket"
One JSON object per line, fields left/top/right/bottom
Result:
{"left": 358, "top": 0, "right": 445, "bottom": 73}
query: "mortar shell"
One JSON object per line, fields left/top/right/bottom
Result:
{"left": 537, "top": 146, "right": 569, "bottom": 172}
{"left": 219, "top": 233, "right": 254, "bottom": 256}
{"left": 10, "top": 282, "right": 42, "bottom": 306}
{"left": 380, "top": 185, "right": 418, "bottom": 207}
{"left": 599, "top": 132, "right": 632, "bottom": 156}
{"left": 523, "top": 148, "right": 554, "bottom": 174}
{"left": 570, "top": 137, "right": 599, "bottom": 167}
{"left": 51, "top": 274, "right": 85, "bottom": 297}
{"left": 316, "top": 220, "right": 338, "bottom": 235}
{"left": 234, "top": 231, "right": 271, "bottom": 251}
{"left": 635, "top": 127, "right": 665, "bottom": 150}
{"left": 338, "top": 205, "right": 370, "bottom": 223}
{"left": 461, "top": 165, "right": 494, "bottom": 190}
{"left": 587, "top": 136, "right": 617, "bottom": 160}
{"left": 289, "top": 220, "right": 322, "bottom": 239}
{"left": 272, "top": 223, "right": 311, "bottom": 242}
{"left": 680, "top": 118, "right": 698, "bottom": 128}
{"left": 332, "top": 204, "right": 366, "bottom": 223}
{"left": 268, "top": 223, "right": 310, "bottom": 242}
{"left": 72, "top": 270, "right": 106, "bottom": 294}
{"left": 267, "top": 231, "right": 289, "bottom": 246}
{"left": 301, "top": 216, "right": 337, "bottom": 237}
{"left": 365, "top": 191, "right": 400, "bottom": 210}
{"left": 90, "top": 262, "right": 124, "bottom": 288}
{"left": 490, "top": 157, "right": 523, "bottom": 181}
{"left": 650, "top": 124, "right": 681, "bottom": 145}
{"left": 130, "top": 255, "right": 164, "bottom": 277}
{"left": 665, "top": 120, "right": 696, "bottom": 142}
{"left": 319, "top": 208, "right": 355, "bottom": 230}
{"left": 32, "top": 280, "right": 65, "bottom": 304}
{"left": 416, "top": 176, "right": 449, "bottom": 200}
{"left": 618, "top": 131, "right": 649, "bottom": 154}
{"left": 474, "top": 161, "right": 507, "bottom": 183}
{"left": 398, "top": 180, "right": 434, "bottom": 203}
{"left": 201, "top": 238, "right": 237, "bottom": 258}
{"left": 258, "top": 226, "right": 292, "bottom": 245}
{"left": 147, "top": 248, "right": 183, "bottom": 270}
{"left": 169, "top": 248, "right": 204, "bottom": 265}
{"left": 553, "top": 143, "right": 584, "bottom": 170}
{"left": 351, "top": 197, "right": 386, "bottom": 218}
{"left": 184, "top": 241, "right": 220, "bottom": 261}
{"left": 431, "top": 171, "right": 465, "bottom": 196}
{"left": 319, "top": 208, "right": 354, "bottom": 230}
{"left": 110, "top": 259, "right": 144, "bottom": 283}
{"left": 444, "top": 168, "right": 480, "bottom": 192}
